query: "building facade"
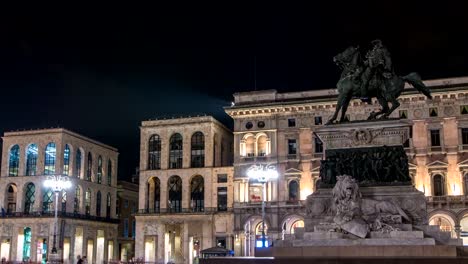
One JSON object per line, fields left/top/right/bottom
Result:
{"left": 0, "top": 128, "right": 119, "bottom": 264}
{"left": 225, "top": 77, "right": 468, "bottom": 255}
{"left": 135, "top": 116, "right": 234, "bottom": 264}
{"left": 116, "top": 180, "right": 139, "bottom": 261}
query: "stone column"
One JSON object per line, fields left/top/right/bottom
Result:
{"left": 134, "top": 218, "right": 144, "bottom": 259}
{"left": 157, "top": 223, "right": 165, "bottom": 262}
{"left": 454, "top": 224, "right": 462, "bottom": 239}
{"left": 183, "top": 222, "right": 189, "bottom": 264}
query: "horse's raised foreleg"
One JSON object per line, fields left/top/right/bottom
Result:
{"left": 326, "top": 93, "right": 346, "bottom": 125}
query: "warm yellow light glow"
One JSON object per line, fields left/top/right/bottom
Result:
{"left": 452, "top": 183, "right": 461, "bottom": 195}
{"left": 300, "top": 188, "right": 313, "bottom": 200}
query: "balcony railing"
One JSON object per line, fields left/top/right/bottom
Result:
{"left": 1, "top": 211, "right": 119, "bottom": 223}
{"left": 137, "top": 207, "right": 232, "bottom": 215}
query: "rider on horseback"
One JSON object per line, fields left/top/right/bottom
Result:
{"left": 360, "top": 39, "right": 393, "bottom": 103}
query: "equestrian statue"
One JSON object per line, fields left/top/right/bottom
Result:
{"left": 326, "top": 39, "right": 433, "bottom": 125}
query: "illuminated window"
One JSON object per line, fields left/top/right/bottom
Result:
{"left": 191, "top": 132, "right": 205, "bottom": 168}
{"left": 26, "top": 144, "right": 38, "bottom": 176}
{"left": 148, "top": 134, "right": 161, "bottom": 170}
{"left": 61, "top": 191, "right": 67, "bottom": 212}
{"left": 8, "top": 145, "right": 20, "bottom": 176}
{"left": 169, "top": 134, "right": 183, "bottom": 169}
{"left": 97, "top": 156, "right": 103, "bottom": 184}
{"left": 44, "top": 143, "right": 56, "bottom": 175}
{"left": 85, "top": 189, "right": 91, "bottom": 216}
{"left": 290, "top": 220, "right": 304, "bottom": 234}
{"left": 63, "top": 144, "right": 70, "bottom": 176}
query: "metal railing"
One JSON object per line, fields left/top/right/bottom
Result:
{"left": 1, "top": 211, "right": 119, "bottom": 223}
{"left": 137, "top": 207, "right": 232, "bottom": 215}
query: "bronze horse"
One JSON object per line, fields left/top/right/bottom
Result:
{"left": 326, "top": 46, "right": 432, "bottom": 125}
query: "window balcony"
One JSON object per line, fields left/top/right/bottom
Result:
{"left": 137, "top": 207, "right": 232, "bottom": 215}
{"left": 1, "top": 210, "right": 119, "bottom": 223}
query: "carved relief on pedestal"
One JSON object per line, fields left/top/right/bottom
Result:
{"left": 0, "top": 223, "right": 13, "bottom": 236}
{"left": 38, "top": 224, "right": 49, "bottom": 236}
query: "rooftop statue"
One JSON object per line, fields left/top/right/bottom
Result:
{"left": 326, "top": 40, "right": 433, "bottom": 125}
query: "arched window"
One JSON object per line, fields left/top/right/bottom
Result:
{"left": 257, "top": 135, "right": 268, "bottom": 156}
{"left": 245, "top": 135, "right": 255, "bottom": 157}
{"left": 74, "top": 186, "right": 80, "bottom": 214}
{"left": 26, "top": 144, "right": 38, "bottom": 176}
{"left": 290, "top": 220, "right": 304, "bottom": 234}
{"left": 148, "top": 134, "right": 161, "bottom": 170}
{"left": 96, "top": 191, "right": 102, "bottom": 216}
{"left": 61, "top": 191, "right": 67, "bottom": 213}
{"left": 8, "top": 145, "right": 20, "bottom": 176}
{"left": 24, "top": 183, "right": 35, "bottom": 213}
{"left": 433, "top": 174, "right": 445, "bottom": 196}
{"left": 86, "top": 153, "right": 92, "bottom": 181}
{"left": 191, "top": 176, "right": 204, "bottom": 211}
{"left": 44, "top": 143, "right": 56, "bottom": 175}
{"left": 255, "top": 221, "right": 268, "bottom": 236}
{"left": 97, "top": 156, "right": 103, "bottom": 184}
{"left": 191, "top": 132, "right": 205, "bottom": 168}
{"left": 168, "top": 176, "right": 182, "bottom": 212}
{"left": 154, "top": 177, "right": 161, "bottom": 212}
{"left": 85, "top": 189, "right": 91, "bottom": 216}
{"left": 106, "top": 193, "right": 111, "bottom": 218}
{"left": 107, "top": 159, "right": 112, "bottom": 186}
{"left": 63, "top": 144, "right": 71, "bottom": 176}
{"left": 75, "top": 149, "right": 82, "bottom": 178}
{"left": 169, "top": 133, "right": 183, "bottom": 169}
{"left": 23, "top": 227, "right": 32, "bottom": 261}
{"left": 288, "top": 180, "right": 299, "bottom": 201}
{"left": 6, "top": 184, "right": 18, "bottom": 213}
{"left": 42, "top": 188, "right": 54, "bottom": 213}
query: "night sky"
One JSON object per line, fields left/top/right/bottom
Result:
{"left": 1, "top": 3, "right": 467, "bottom": 179}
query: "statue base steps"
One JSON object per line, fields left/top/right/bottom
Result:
{"left": 272, "top": 245, "right": 458, "bottom": 257}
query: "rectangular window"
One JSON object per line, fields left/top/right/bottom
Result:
{"left": 315, "top": 137, "right": 323, "bottom": 153}
{"left": 288, "top": 139, "right": 297, "bottom": 155}
{"left": 217, "top": 174, "right": 228, "bottom": 183}
{"left": 429, "top": 107, "right": 438, "bottom": 117}
{"left": 124, "top": 219, "right": 129, "bottom": 238}
{"left": 216, "top": 237, "right": 226, "bottom": 248}
{"left": 124, "top": 199, "right": 129, "bottom": 208}
{"left": 132, "top": 202, "right": 137, "bottom": 213}
{"left": 430, "top": 129, "right": 441, "bottom": 146}
{"left": 462, "top": 128, "right": 468, "bottom": 145}
{"left": 217, "top": 187, "right": 227, "bottom": 211}
{"left": 314, "top": 116, "right": 322, "bottom": 125}
{"left": 132, "top": 220, "right": 136, "bottom": 239}
{"left": 288, "top": 118, "right": 296, "bottom": 127}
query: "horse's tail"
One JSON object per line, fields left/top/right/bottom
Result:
{"left": 402, "top": 72, "right": 433, "bottom": 99}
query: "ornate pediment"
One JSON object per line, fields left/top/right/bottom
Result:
{"left": 457, "top": 158, "right": 468, "bottom": 167}
{"left": 408, "top": 162, "right": 418, "bottom": 170}
{"left": 284, "top": 167, "right": 302, "bottom": 177}
{"left": 426, "top": 160, "right": 448, "bottom": 168}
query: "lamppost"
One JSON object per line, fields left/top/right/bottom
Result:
{"left": 247, "top": 164, "right": 278, "bottom": 248}
{"left": 44, "top": 175, "right": 72, "bottom": 255}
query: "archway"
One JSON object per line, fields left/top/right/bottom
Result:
{"left": 4, "top": 184, "right": 17, "bottom": 213}
{"left": 460, "top": 213, "right": 468, "bottom": 245}
{"left": 429, "top": 214, "right": 456, "bottom": 238}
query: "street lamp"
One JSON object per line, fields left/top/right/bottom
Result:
{"left": 44, "top": 175, "right": 72, "bottom": 254}
{"left": 247, "top": 164, "right": 278, "bottom": 248}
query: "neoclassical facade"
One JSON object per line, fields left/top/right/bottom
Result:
{"left": 0, "top": 128, "right": 119, "bottom": 264}
{"left": 135, "top": 116, "right": 234, "bottom": 264}
{"left": 225, "top": 76, "right": 468, "bottom": 255}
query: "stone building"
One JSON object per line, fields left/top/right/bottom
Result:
{"left": 0, "top": 128, "right": 119, "bottom": 263}
{"left": 116, "top": 180, "right": 139, "bottom": 261}
{"left": 224, "top": 76, "right": 468, "bottom": 255}
{"left": 135, "top": 116, "right": 234, "bottom": 264}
